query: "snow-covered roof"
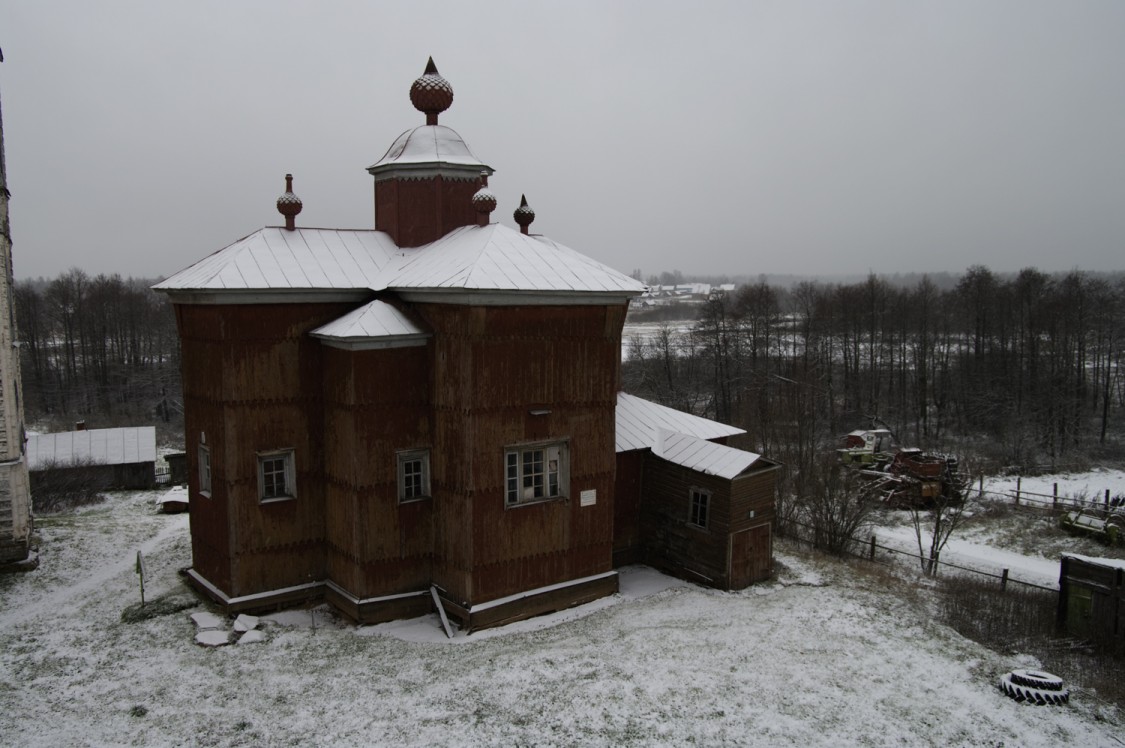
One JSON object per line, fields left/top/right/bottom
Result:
{"left": 653, "top": 429, "right": 762, "bottom": 480}
{"left": 310, "top": 300, "right": 431, "bottom": 350}
{"left": 615, "top": 392, "right": 745, "bottom": 453}
{"left": 367, "top": 125, "right": 491, "bottom": 179}
{"left": 1063, "top": 554, "right": 1125, "bottom": 572}
{"left": 153, "top": 228, "right": 398, "bottom": 295}
{"left": 157, "top": 224, "right": 644, "bottom": 305}
{"left": 26, "top": 427, "right": 157, "bottom": 470}
{"left": 388, "top": 224, "right": 645, "bottom": 299}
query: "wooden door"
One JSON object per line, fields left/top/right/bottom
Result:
{"left": 728, "top": 523, "right": 771, "bottom": 589}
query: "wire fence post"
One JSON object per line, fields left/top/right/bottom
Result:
{"left": 869, "top": 535, "right": 876, "bottom": 561}
{"left": 978, "top": 475, "right": 984, "bottom": 498}
{"left": 1053, "top": 482, "right": 1058, "bottom": 509}
{"left": 1000, "top": 568, "right": 1009, "bottom": 591}
{"left": 1015, "top": 477, "right": 1021, "bottom": 506}
{"left": 1106, "top": 489, "right": 1111, "bottom": 510}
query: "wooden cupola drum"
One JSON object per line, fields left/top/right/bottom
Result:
{"left": 366, "top": 58, "right": 495, "bottom": 248}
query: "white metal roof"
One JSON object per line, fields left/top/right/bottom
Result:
{"left": 653, "top": 429, "right": 762, "bottom": 480}
{"left": 369, "top": 125, "right": 488, "bottom": 171}
{"left": 309, "top": 300, "right": 431, "bottom": 349}
{"left": 615, "top": 392, "right": 745, "bottom": 453}
{"left": 153, "top": 228, "right": 399, "bottom": 293}
{"left": 389, "top": 224, "right": 645, "bottom": 296}
{"left": 26, "top": 427, "right": 157, "bottom": 471}
{"left": 155, "top": 224, "right": 644, "bottom": 303}
{"left": 1063, "top": 554, "right": 1125, "bottom": 572}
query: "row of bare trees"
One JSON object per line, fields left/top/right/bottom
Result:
{"left": 625, "top": 267, "right": 1125, "bottom": 486}
{"left": 14, "top": 269, "right": 181, "bottom": 427}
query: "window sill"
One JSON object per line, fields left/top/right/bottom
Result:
{"left": 398, "top": 495, "right": 432, "bottom": 504}
{"left": 506, "top": 495, "right": 568, "bottom": 510}
{"left": 260, "top": 496, "right": 296, "bottom": 505}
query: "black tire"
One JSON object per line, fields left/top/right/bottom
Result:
{"left": 1009, "top": 669, "right": 1064, "bottom": 691}
{"left": 999, "top": 673, "right": 1069, "bottom": 706}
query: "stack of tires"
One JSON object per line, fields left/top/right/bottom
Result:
{"left": 998, "top": 669, "right": 1069, "bottom": 706}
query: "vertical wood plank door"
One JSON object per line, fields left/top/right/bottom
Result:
{"left": 729, "top": 524, "right": 771, "bottom": 589}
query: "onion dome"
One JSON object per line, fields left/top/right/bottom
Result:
{"left": 513, "top": 194, "right": 535, "bottom": 234}
{"left": 472, "top": 172, "right": 496, "bottom": 226}
{"left": 410, "top": 57, "right": 454, "bottom": 126}
{"left": 276, "top": 173, "right": 302, "bottom": 231}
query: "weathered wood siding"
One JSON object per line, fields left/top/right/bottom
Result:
{"left": 178, "top": 302, "right": 355, "bottom": 598}
{"left": 613, "top": 450, "right": 644, "bottom": 565}
{"left": 417, "top": 302, "right": 626, "bottom": 609}
{"left": 374, "top": 176, "right": 481, "bottom": 248}
{"left": 322, "top": 343, "right": 434, "bottom": 600}
{"left": 1058, "top": 556, "right": 1125, "bottom": 653}
{"left": 639, "top": 453, "right": 776, "bottom": 589}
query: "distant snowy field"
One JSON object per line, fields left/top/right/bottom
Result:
{"left": 1, "top": 490, "right": 1121, "bottom": 746}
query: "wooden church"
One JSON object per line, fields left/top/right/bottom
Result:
{"left": 156, "top": 60, "right": 778, "bottom": 630}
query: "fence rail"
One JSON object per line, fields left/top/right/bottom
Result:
{"left": 782, "top": 518, "right": 1058, "bottom": 593}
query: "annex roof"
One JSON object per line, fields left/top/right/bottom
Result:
{"left": 153, "top": 228, "right": 399, "bottom": 295}
{"left": 1062, "top": 554, "right": 1125, "bottom": 573}
{"left": 26, "top": 427, "right": 157, "bottom": 471}
{"left": 653, "top": 429, "right": 762, "bottom": 480}
{"left": 615, "top": 392, "right": 746, "bottom": 453}
{"left": 309, "top": 300, "right": 431, "bottom": 350}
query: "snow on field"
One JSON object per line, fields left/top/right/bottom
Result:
{"left": 1, "top": 492, "right": 1121, "bottom": 746}
{"left": 984, "top": 468, "right": 1125, "bottom": 505}
{"left": 871, "top": 468, "right": 1125, "bottom": 591}
{"left": 873, "top": 525, "right": 1063, "bottom": 588}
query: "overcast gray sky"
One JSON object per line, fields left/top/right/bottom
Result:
{"left": 3, "top": 1, "right": 1123, "bottom": 281}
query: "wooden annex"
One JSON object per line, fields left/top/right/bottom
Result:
{"left": 1058, "top": 554, "right": 1125, "bottom": 654}
{"left": 155, "top": 61, "right": 777, "bottom": 630}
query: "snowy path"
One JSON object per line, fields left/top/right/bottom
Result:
{"left": 874, "top": 524, "right": 1061, "bottom": 589}
{"left": 0, "top": 512, "right": 188, "bottom": 629}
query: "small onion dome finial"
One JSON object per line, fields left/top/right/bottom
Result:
{"left": 410, "top": 56, "right": 454, "bottom": 126}
{"left": 276, "top": 173, "right": 303, "bottom": 231}
{"left": 472, "top": 176, "right": 497, "bottom": 227}
{"left": 513, "top": 194, "right": 535, "bottom": 235}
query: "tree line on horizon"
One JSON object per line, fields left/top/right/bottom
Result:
{"left": 14, "top": 269, "right": 180, "bottom": 432}
{"left": 623, "top": 265, "right": 1125, "bottom": 486}
{"left": 12, "top": 264, "right": 1124, "bottom": 471}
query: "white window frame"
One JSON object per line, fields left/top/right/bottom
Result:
{"left": 397, "top": 449, "right": 431, "bottom": 503}
{"left": 505, "top": 440, "right": 568, "bottom": 507}
{"left": 257, "top": 449, "right": 296, "bottom": 503}
{"left": 689, "top": 487, "right": 710, "bottom": 529}
{"left": 198, "top": 443, "right": 211, "bottom": 497}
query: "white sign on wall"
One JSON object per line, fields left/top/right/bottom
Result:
{"left": 580, "top": 489, "right": 596, "bottom": 507}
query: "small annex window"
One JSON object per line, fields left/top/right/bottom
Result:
{"left": 689, "top": 487, "right": 710, "bottom": 528}
{"left": 397, "top": 449, "right": 431, "bottom": 502}
{"left": 258, "top": 449, "right": 296, "bottom": 503}
{"left": 505, "top": 441, "right": 568, "bottom": 506}
{"left": 198, "top": 443, "right": 211, "bottom": 497}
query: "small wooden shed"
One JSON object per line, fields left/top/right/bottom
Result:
{"left": 26, "top": 426, "right": 158, "bottom": 490}
{"left": 1058, "top": 554, "right": 1125, "bottom": 653}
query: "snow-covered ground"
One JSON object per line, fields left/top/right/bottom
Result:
{"left": 872, "top": 469, "right": 1125, "bottom": 590}
{"left": 1, "top": 491, "right": 1121, "bottom": 746}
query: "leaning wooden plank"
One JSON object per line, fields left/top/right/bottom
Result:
{"left": 430, "top": 586, "right": 454, "bottom": 639}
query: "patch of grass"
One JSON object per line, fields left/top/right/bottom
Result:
{"left": 121, "top": 593, "right": 198, "bottom": 623}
